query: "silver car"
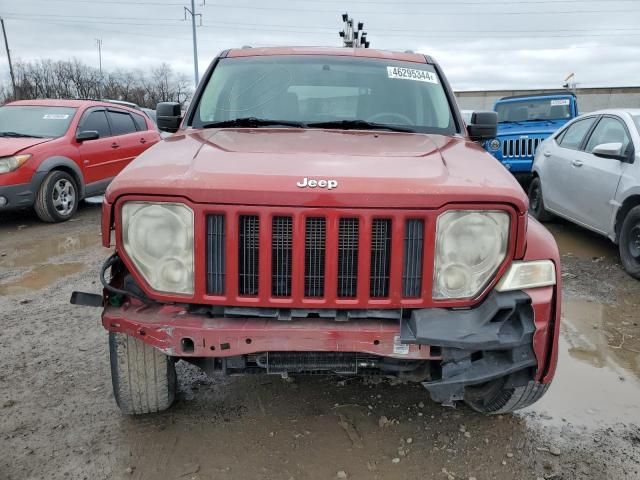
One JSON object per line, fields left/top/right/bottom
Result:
{"left": 529, "top": 109, "right": 640, "bottom": 278}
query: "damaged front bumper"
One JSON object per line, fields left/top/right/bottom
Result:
{"left": 401, "top": 290, "right": 538, "bottom": 406}
{"left": 95, "top": 285, "right": 555, "bottom": 405}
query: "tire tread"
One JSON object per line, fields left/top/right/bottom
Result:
{"left": 109, "top": 332, "right": 176, "bottom": 415}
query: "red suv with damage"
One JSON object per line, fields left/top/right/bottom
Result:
{"left": 0, "top": 99, "right": 160, "bottom": 222}
{"left": 72, "top": 47, "right": 561, "bottom": 415}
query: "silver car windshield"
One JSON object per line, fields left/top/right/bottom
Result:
{"left": 632, "top": 115, "right": 640, "bottom": 135}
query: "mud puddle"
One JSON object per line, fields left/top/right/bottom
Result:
{"left": 524, "top": 297, "right": 640, "bottom": 427}
{"left": 546, "top": 221, "right": 616, "bottom": 260}
{"left": 0, "top": 231, "right": 100, "bottom": 268}
{"left": 0, "top": 262, "right": 87, "bottom": 295}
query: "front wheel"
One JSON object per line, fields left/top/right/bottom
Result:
{"left": 619, "top": 205, "right": 640, "bottom": 279}
{"left": 528, "top": 177, "right": 553, "bottom": 222}
{"left": 464, "top": 378, "right": 550, "bottom": 414}
{"left": 34, "top": 170, "right": 79, "bottom": 222}
{"left": 109, "top": 332, "right": 177, "bottom": 414}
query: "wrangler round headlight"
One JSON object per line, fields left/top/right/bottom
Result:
{"left": 122, "top": 202, "right": 194, "bottom": 294}
{"left": 433, "top": 210, "right": 509, "bottom": 299}
{"left": 488, "top": 139, "right": 501, "bottom": 151}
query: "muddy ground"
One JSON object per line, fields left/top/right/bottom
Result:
{"left": 1, "top": 204, "right": 639, "bottom": 480}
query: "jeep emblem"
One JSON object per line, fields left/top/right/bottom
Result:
{"left": 296, "top": 177, "right": 338, "bottom": 190}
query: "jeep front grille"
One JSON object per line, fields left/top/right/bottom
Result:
{"left": 502, "top": 137, "right": 543, "bottom": 158}
{"left": 206, "top": 214, "right": 226, "bottom": 295}
{"left": 305, "top": 217, "right": 326, "bottom": 297}
{"left": 239, "top": 215, "right": 259, "bottom": 295}
{"left": 370, "top": 219, "right": 392, "bottom": 298}
{"left": 272, "top": 216, "right": 292, "bottom": 297}
{"left": 403, "top": 219, "right": 424, "bottom": 297}
{"left": 205, "top": 209, "right": 432, "bottom": 306}
{"left": 337, "top": 218, "right": 359, "bottom": 298}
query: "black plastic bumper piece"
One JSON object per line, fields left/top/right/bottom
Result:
{"left": 0, "top": 182, "right": 35, "bottom": 210}
{"left": 399, "top": 291, "right": 537, "bottom": 406}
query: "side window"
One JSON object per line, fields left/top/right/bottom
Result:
{"left": 558, "top": 117, "right": 596, "bottom": 150}
{"left": 585, "top": 117, "right": 631, "bottom": 155}
{"left": 79, "top": 110, "right": 110, "bottom": 138}
{"left": 131, "top": 112, "right": 148, "bottom": 131}
{"left": 107, "top": 110, "right": 137, "bottom": 136}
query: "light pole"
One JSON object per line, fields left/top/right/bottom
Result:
{"left": 184, "top": 0, "right": 204, "bottom": 87}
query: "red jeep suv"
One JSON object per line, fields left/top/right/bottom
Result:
{"left": 0, "top": 99, "right": 160, "bottom": 222}
{"left": 73, "top": 47, "right": 561, "bottom": 416}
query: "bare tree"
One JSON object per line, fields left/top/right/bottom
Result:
{"left": 1, "top": 58, "right": 193, "bottom": 108}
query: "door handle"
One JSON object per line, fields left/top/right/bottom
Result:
{"left": 572, "top": 159, "right": 584, "bottom": 167}
{"left": 543, "top": 151, "right": 551, "bottom": 157}
{"left": 139, "top": 138, "right": 147, "bottom": 144}
{"left": 111, "top": 142, "right": 120, "bottom": 149}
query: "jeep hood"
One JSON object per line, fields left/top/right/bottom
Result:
{"left": 106, "top": 128, "right": 527, "bottom": 213}
{"left": 497, "top": 119, "right": 569, "bottom": 137}
{"left": 0, "top": 137, "right": 53, "bottom": 157}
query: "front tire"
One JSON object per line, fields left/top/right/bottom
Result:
{"left": 109, "top": 332, "right": 177, "bottom": 415}
{"left": 528, "top": 177, "right": 553, "bottom": 222}
{"left": 619, "top": 206, "right": 640, "bottom": 279}
{"left": 464, "top": 378, "right": 550, "bottom": 414}
{"left": 34, "top": 170, "right": 79, "bottom": 222}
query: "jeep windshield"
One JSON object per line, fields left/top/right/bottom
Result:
{"left": 0, "top": 106, "right": 76, "bottom": 138}
{"left": 192, "top": 55, "right": 457, "bottom": 135}
{"left": 496, "top": 98, "right": 572, "bottom": 123}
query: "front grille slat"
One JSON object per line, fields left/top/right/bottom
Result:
{"left": 370, "top": 219, "right": 392, "bottom": 298}
{"left": 337, "top": 218, "right": 359, "bottom": 297}
{"left": 272, "top": 216, "right": 292, "bottom": 297}
{"left": 305, "top": 217, "right": 326, "bottom": 297}
{"left": 403, "top": 219, "right": 424, "bottom": 297}
{"left": 206, "top": 215, "right": 226, "bottom": 294}
{"left": 239, "top": 215, "right": 259, "bottom": 295}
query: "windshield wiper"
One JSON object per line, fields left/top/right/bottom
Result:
{"left": 0, "top": 131, "right": 46, "bottom": 138}
{"left": 498, "top": 120, "right": 523, "bottom": 125}
{"left": 307, "top": 119, "right": 416, "bottom": 133}
{"left": 526, "top": 118, "right": 554, "bottom": 124}
{"left": 200, "top": 117, "right": 308, "bottom": 129}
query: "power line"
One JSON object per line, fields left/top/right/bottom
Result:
{"left": 7, "top": 14, "right": 640, "bottom": 37}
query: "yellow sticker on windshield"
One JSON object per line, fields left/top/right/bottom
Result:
{"left": 387, "top": 66, "right": 438, "bottom": 84}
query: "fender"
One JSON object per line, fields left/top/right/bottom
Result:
{"left": 34, "top": 156, "right": 86, "bottom": 199}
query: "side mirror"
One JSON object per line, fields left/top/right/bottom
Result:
{"left": 76, "top": 130, "right": 100, "bottom": 142}
{"left": 467, "top": 111, "right": 498, "bottom": 142}
{"left": 592, "top": 142, "right": 623, "bottom": 159}
{"left": 156, "top": 102, "right": 182, "bottom": 133}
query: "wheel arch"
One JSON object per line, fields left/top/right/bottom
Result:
{"left": 34, "top": 156, "right": 86, "bottom": 199}
{"left": 615, "top": 195, "right": 640, "bottom": 243}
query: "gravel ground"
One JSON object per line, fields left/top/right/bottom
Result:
{"left": 1, "top": 204, "right": 639, "bottom": 480}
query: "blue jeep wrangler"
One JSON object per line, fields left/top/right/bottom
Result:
{"left": 484, "top": 92, "right": 578, "bottom": 179}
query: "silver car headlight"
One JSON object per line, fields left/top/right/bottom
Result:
{"left": 121, "top": 202, "right": 194, "bottom": 295}
{"left": 433, "top": 210, "right": 510, "bottom": 299}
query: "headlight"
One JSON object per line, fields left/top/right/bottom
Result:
{"left": 496, "top": 260, "right": 556, "bottom": 292}
{"left": 487, "top": 139, "right": 501, "bottom": 151}
{"left": 122, "top": 202, "right": 194, "bottom": 294}
{"left": 433, "top": 210, "right": 509, "bottom": 299}
{"left": 0, "top": 154, "right": 31, "bottom": 174}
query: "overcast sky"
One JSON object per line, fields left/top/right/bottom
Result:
{"left": 1, "top": 0, "right": 639, "bottom": 91}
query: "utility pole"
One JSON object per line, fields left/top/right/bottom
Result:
{"left": 184, "top": 0, "right": 203, "bottom": 86}
{"left": 339, "top": 13, "right": 369, "bottom": 48}
{"left": 96, "top": 38, "right": 103, "bottom": 74}
{"left": 1, "top": 18, "right": 16, "bottom": 100}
